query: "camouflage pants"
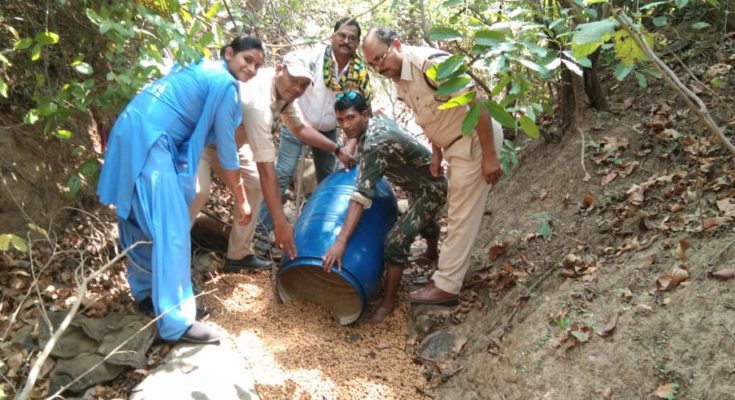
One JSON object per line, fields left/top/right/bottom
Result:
{"left": 384, "top": 180, "right": 447, "bottom": 265}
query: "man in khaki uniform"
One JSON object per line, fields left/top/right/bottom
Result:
{"left": 362, "top": 27, "right": 504, "bottom": 304}
{"left": 190, "top": 53, "right": 353, "bottom": 270}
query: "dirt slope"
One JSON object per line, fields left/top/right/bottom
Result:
{"left": 431, "top": 79, "right": 735, "bottom": 399}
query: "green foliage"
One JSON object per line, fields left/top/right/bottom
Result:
{"left": 418, "top": 0, "right": 720, "bottom": 142}
{"left": 0, "top": 233, "right": 28, "bottom": 253}
{"left": 2, "top": 0, "right": 226, "bottom": 199}
{"left": 499, "top": 139, "right": 520, "bottom": 174}
{"left": 532, "top": 211, "right": 555, "bottom": 239}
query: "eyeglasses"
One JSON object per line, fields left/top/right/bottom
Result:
{"left": 335, "top": 32, "right": 359, "bottom": 43}
{"left": 368, "top": 44, "right": 393, "bottom": 69}
{"left": 336, "top": 91, "right": 359, "bottom": 101}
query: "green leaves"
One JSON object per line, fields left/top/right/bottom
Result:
{"left": 432, "top": 55, "right": 465, "bottom": 81}
{"left": 438, "top": 91, "right": 476, "bottom": 110}
{"left": 436, "top": 75, "right": 473, "bottom": 96}
{"left": 0, "top": 79, "right": 7, "bottom": 98}
{"left": 571, "top": 18, "right": 618, "bottom": 59}
{"left": 462, "top": 103, "right": 482, "bottom": 136}
{"left": 72, "top": 61, "right": 94, "bottom": 75}
{"left": 613, "top": 29, "right": 650, "bottom": 66}
{"left": 0, "top": 234, "right": 28, "bottom": 253}
{"left": 485, "top": 100, "right": 515, "bottom": 128}
{"left": 34, "top": 32, "right": 59, "bottom": 46}
{"left": 674, "top": 0, "right": 689, "bottom": 8}
{"left": 14, "top": 38, "right": 33, "bottom": 50}
{"left": 430, "top": 27, "right": 463, "bottom": 41}
{"left": 474, "top": 28, "right": 511, "bottom": 47}
{"left": 54, "top": 129, "right": 73, "bottom": 140}
{"left": 519, "top": 115, "right": 540, "bottom": 139}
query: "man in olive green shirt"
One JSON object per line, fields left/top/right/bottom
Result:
{"left": 322, "top": 91, "right": 447, "bottom": 322}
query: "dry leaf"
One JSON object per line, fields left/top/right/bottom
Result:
{"left": 488, "top": 242, "right": 508, "bottom": 261}
{"left": 655, "top": 382, "right": 677, "bottom": 398}
{"left": 622, "top": 97, "right": 635, "bottom": 110}
{"left": 601, "top": 386, "right": 613, "bottom": 400}
{"left": 640, "top": 254, "right": 658, "bottom": 268}
{"left": 703, "top": 217, "right": 729, "bottom": 231}
{"left": 618, "top": 161, "right": 638, "bottom": 177}
{"left": 599, "top": 313, "right": 619, "bottom": 337}
{"left": 452, "top": 336, "right": 469, "bottom": 353}
{"left": 601, "top": 172, "right": 618, "bottom": 186}
{"left": 626, "top": 184, "right": 645, "bottom": 206}
{"left": 623, "top": 288, "right": 633, "bottom": 299}
{"left": 650, "top": 113, "right": 669, "bottom": 132}
{"left": 670, "top": 266, "right": 689, "bottom": 285}
{"left": 580, "top": 193, "right": 595, "bottom": 209}
{"left": 674, "top": 240, "right": 690, "bottom": 260}
{"left": 716, "top": 198, "right": 735, "bottom": 216}
{"left": 710, "top": 268, "right": 735, "bottom": 280}
{"left": 662, "top": 297, "right": 671, "bottom": 305}
{"left": 656, "top": 274, "right": 673, "bottom": 291}
{"left": 669, "top": 203, "right": 683, "bottom": 212}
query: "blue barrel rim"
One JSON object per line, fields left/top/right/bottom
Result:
{"left": 278, "top": 256, "right": 369, "bottom": 317}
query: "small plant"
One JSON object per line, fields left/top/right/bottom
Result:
{"left": 532, "top": 211, "right": 555, "bottom": 239}
{"left": 0, "top": 233, "right": 27, "bottom": 252}
{"left": 500, "top": 139, "right": 520, "bottom": 174}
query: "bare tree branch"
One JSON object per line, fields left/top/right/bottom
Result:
{"left": 614, "top": 11, "right": 735, "bottom": 155}
{"left": 16, "top": 241, "right": 148, "bottom": 400}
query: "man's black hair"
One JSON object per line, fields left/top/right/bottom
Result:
{"left": 366, "top": 27, "right": 397, "bottom": 46}
{"left": 334, "top": 91, "right": 369, "bottom": 114}
{"left": 334, "top": 17, "right": 361, "bottom": 38}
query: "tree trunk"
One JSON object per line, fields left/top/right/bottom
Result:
{"left": 544, "top": 66, "right": 587, "bottom": 143}
{"left": 584, "top": 48, "right": 608, "bottom": 111}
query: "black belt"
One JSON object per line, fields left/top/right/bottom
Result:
{"left": 447, "top": 135, "right": 464, "bottom": 149}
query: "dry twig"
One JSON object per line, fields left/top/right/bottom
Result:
{"left": 16, "top": 242, "right": 148, "bottom": 400}
{"left": 613, "top": 11, "right": 735, "bottom": 154}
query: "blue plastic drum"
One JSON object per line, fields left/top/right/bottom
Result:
{"left": 276, "top": 167, "right": 397, "bottom": 325}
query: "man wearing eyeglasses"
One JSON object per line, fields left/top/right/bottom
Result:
{"left": 362, "top": 27, "right": 504, "bottom": 305}
{"left": 322, "top": 91, "right": 447, "bottom": 323}
{"left": 256, "top": 17, "right": 373, "bottom": 245}
{"left": 190, "top": 52, "right": 354, "bottom": 270}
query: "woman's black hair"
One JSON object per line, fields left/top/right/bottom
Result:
{"left": 334, "top": 17, "right": 361, "bottom": 38}
{"left": 220, "top": 35, "right": 264, "bottom": 58}
{"left": 334, "top": 90, "right": 369, "bottom": 113}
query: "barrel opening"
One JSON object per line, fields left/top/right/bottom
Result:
{"left": 276, "top": 265, "right": 362, "bottom": 325}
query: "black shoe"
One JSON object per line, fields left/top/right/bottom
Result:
{"left": 180, "top": 321, "right": 221, "bottom": 344}
{"left": 223, "top": 254, "right": 273, "bottom": 273}
{"left": 137, "top": 297, "right": 210, "bottom": 321}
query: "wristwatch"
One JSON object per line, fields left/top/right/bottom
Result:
{"left": 333, "top": 143, "right": 342, "bottom": 156}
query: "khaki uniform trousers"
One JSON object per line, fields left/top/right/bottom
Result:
{"left": 432, "top": 119, "right": 503, "bottom": 294}
{"left": 189, "top": 145, "right": 261, "bottom": 260}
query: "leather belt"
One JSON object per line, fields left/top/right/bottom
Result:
{"left": 447, "top": 134, "right": 464, "bottom": 149}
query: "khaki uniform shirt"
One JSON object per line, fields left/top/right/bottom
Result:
{"left": 237, "top": 68, "right": 305, "bottom": 162}
{"left": 395, "top": 45, "right": 469, "bottom": 149}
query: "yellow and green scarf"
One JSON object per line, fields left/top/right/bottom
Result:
{"left": 323, "top": 46, "right": 373, "bottom": 105}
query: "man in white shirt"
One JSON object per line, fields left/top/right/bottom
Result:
{"left": 256, "top": 17, "right": 373, "bottom": 241}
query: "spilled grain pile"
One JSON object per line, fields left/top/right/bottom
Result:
{"left": 200, "top": 270, "right": 429, "bottom": 399}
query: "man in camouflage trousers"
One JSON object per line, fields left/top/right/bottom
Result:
{"left": 322, "top": 91, "right": 447, "bottom": 323}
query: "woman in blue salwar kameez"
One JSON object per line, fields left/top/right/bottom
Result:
{"left": 97, "top": 36, "right": 264, "bottom": 344}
